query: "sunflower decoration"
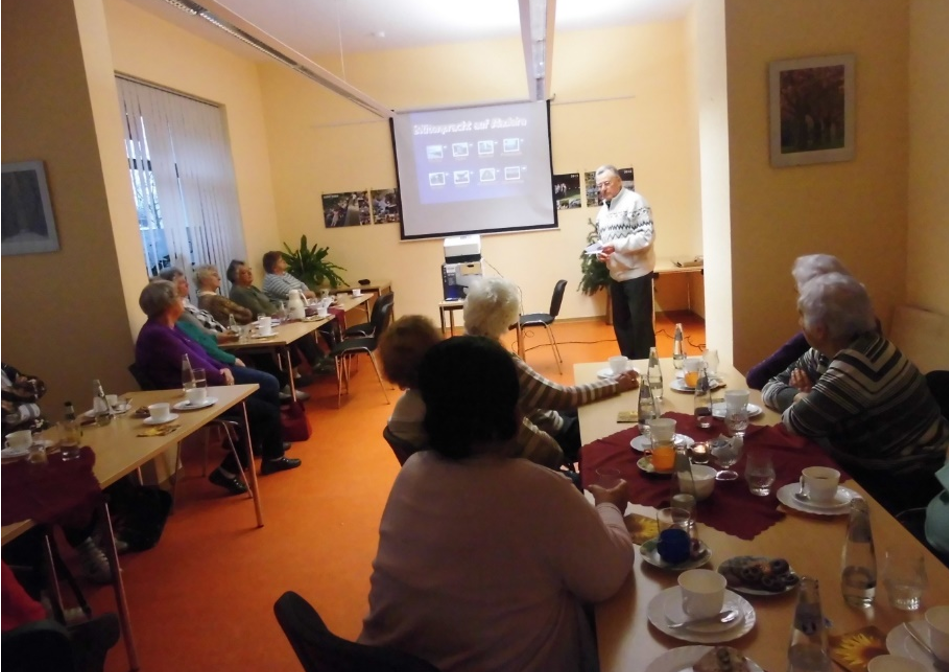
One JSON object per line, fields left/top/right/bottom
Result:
{"left": 829, "top": 626, "right": 888, "bottom": 672}
{"left": 625, "top": 513, "right": 659, "bottom": 545}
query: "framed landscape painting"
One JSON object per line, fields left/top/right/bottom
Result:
{"left": 1, "top": 161, "right": 60, "bottom": 255}
{"left": 769, "top": 54, "right": 855, "bottom": 168}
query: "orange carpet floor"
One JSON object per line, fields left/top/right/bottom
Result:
{"left": 88, "top": 312, "right": 706, "bottom": 671}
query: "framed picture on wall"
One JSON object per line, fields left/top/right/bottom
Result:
{"left": 1, "top": 160, "right": 60, "bottom": 256}
{"left": 769, "top": 54, "right": 855, "bottom": 168}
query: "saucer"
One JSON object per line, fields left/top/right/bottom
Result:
{"left": 711, "top": 402, "right": 763, "bottom": 419}
{"left": 1, "top": 445, "right": 30, "bottom": 459}
{"left": 885, "top": 621, "right": 941, "bottom": 671}
{"left": 630, "top": 434, "right": 695, "bottom": 453}
{"left": 640, "top": 538, "right": 711, "bottom": 571}
{"left": 252, "top": 333, "right": 277, "bottom": 340}
{"left": 596, "top": 364, "right": 641, "bottom": 380}
{"left": 637, "top": 456, "right": 674, "bottom": 476}
{"left": 143, "top": 413, "right": 179, "bottom": 426}
{"left": 173, "top": 397, "right": 218, "bottom": 412}
{"left": 776, "top": 483, "right": 854, "bottom": 516}
{"left": 647, "top": 587, "right": 755, "bottom": 643}
{"left": 671, "top": 377, "right": 726, "bottom": 393}
{"left": 644, "top": 645, "right": 764, "bottom": 672}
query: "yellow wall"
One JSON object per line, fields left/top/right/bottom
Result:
{"left": 1, "top": 0, "right": 137, "bottom": 411}
{"left": 906, "top": 0, "right": 949, "bottom": 315}
{"left": 259, "top": 22, "right": 701, "bottom": 326}
{"left": 725, "top": 0, "right": 911, "bottom": 373}
{"left": 102, "top": 0, "right": 283, "bottom": 278}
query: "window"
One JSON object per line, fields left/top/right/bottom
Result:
{"left": 116, "top": 77, "right": 245, "bottom": 292}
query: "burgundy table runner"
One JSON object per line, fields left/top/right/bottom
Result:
{"left": 1, "top": 447, "right": 102, "bottom": 529}
{"left": 579, "top": 412, "right": 850, "bottom": 540}
{"left": 328, "top": 305, "right": 348, "bottom": 331}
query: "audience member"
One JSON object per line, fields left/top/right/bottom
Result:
{"left": 135, "top": 281, "right": 300, "bottom": 491}
{"left": 762, "top": 273, "right": 949, "bottom": 512}
{"left": 463, "top": 277, "right": 638, "bottom": 463}
{"left": 380, "top": 315, "right": 565, "bottom": 469}
{"left": 359, "top": 336, "right": 634, "bottom": 672}
{"left": 192, "top": 264, "right": 253, "bottom": 326}
{"left": 260, "top": 251, "right": 339, "bottom": 351}
{"left": 747, "top": 254, "right": 850, "bottom": 389}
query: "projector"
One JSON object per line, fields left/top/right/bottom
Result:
{"left": 444, "top": 235, "right": 482, "bottom": 263}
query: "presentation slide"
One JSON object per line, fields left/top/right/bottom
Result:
{"left": 391, "top": 100, "right": 557, "bottom": 240}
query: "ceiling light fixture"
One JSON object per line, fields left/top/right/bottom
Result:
{"left": 159, "top": 0, "right": 392, "bottom": 118}
{"left": 519, "top": 0, "right": 555, "bottom": 101}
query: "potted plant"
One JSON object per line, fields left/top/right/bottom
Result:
{"left": 281, "top": 235, "right": 347, "bottom": 290}
{"left": 578, "top": 218, "right": 612, "bottom": 324}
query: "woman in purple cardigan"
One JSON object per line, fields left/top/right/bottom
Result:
{"left": 135, "top": 281, "right": 301, "bottom": 493}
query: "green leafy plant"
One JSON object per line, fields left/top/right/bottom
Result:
{"left": 281, "top": 235, "right": 347, "bottom": 289}
{"left": 578, "top": 218, "right": 610, "bottom": 296}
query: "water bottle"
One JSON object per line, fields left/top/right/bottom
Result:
{"left": 673, "top": 323, "right": 685, "bottom": 370}
{"left": 637, "top": 379, "right": 657, "bottom": 436}
{"left": 227, "top": 313, "right": 239, "bottom": 336}
{"left": 786, "top": 577, "right": 831, "bottom": 672}
{"left": 694, "top": 363, "right": 712, "bottom": 429}
{"left": 647, "top": 347, "right": 664, "bottom": 402}
{"left": 91, "top": 380, "right": 113, "bottom": 426}
{"left": 841, "top": 497, "right": 876, "bottom": 607}
{"left": 181, "top": 354, "right": 195, "bottom": 393}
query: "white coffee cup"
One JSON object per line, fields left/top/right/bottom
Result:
{"left": 106, "top": 394, "right": 119, "bottom": 409}
{"left": 868, "top": 655, "right": 928, "bottom": 672}
{"left": 352, "top": 288, "right": 362, "bottom": 297}
{"left": 147, "top": 403, "right": 171, "bottom": 422}
{"left": 258, "top": 316, "right": 273, "bottom": 336}
{"left": 724, "top": 389, "right": 750, "bottom": 412}
{"left": 316, "top": 305, "right": 329, "bottom": 318}
{"left": 4, "top": 429, "right": 33, "bottom": 451}
{"left": 801, "top": 466, "right": 841, "bottom": 504}
{"left": 678, "top": 569, "right": 726, "bottom": 619}
{"left": 926, "top": 605, "right": 949, "bottom": 662}
{"left": 608, "top": 355, "right": 629, "bottom": 376}
{"left": 185, "top": 386, "right": 207, "bottom": 406}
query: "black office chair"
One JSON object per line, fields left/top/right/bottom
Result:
{"left": 328, "top": 299, "right": 394, "bottom": 408}
{"left": 273, "top": 591, "right": 441, "bottom": 672}
{"left": 382, "top": 426, "right": 421, "bottom": 466}
{"left": 518, "top": 279, "right": 568, "bottom": 374}
{"left": 344, "top": 293, "right": 395, "bottom": 339}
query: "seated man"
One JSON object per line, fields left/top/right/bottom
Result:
{"left": 463, "top": 277, "right": 638, "bottom": 463}
{"left": 226, "top": 259, "right": 332, "bottom": 377}
{"left": 762, "top": 273, "right": 948, "bottom": 513}
{"left": 260, "top": 251, "right": 338, "bottom": 350}
{"left": 380, "top": 315, "right": 565, "bottom": 470}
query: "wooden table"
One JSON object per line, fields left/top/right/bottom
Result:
{"left": 1, "top": 384, "right": 261, "bottom": 671}
{"left": 331, "top": 281, "right": 391, "bottom": 318}
{"left": 577, "top": 358, "right": 949, "bottom": 672}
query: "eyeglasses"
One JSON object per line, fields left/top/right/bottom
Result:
{"left": 595, "top": 180, "right": 616, "bottom": 189}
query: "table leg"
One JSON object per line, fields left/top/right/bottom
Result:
{"left": 241, "top": 401, "right": 265, "bottom": 527}
{"left": 449, "top": 309, "right": 456, "bottom": 335}
{"left": 100, "top": 501, "right": 140, "bottom": 671}
{"left": 283, "top": 346, "right": 296, "bottom": 402}
{"left": 439, "top": 307, "right": 447, "bottom": 335}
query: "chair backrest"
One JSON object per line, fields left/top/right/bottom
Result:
{"left": 548, "top": 280, "right": 568, "bottom": 318}
{"left": 370, "top": 292, "right": 395, "bottom": 324}
{"left": 382, "top": 425, "right": 420, "bottom": 466}
{"left": 273, "top": 591, "right": 440, "bottom": 672}
{"left": 370, "top": 295, "right": 395, "bottom": 340}
{"left": 128, "top": 363, "right": 159, "bottom": 392}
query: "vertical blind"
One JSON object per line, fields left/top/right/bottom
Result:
{"left": 116, "top": 76, "right": 245, "bottom": 297}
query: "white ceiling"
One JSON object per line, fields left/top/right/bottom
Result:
{"left": 129, "top": 0, "right": 693, "bottom": 61}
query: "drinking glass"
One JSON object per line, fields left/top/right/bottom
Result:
{"left": 710, "top": 436, "right": 744, "bottom": 481}
{"left": 595, "top": 467, "right": 621, "bottom": 489}
{"left": 744, "top": 449, "right": 776, "bottom": 496}
{"left": 725, "top": 407, "right": 749, "bottom": 439}
{"left": 193, "top": 368, "right": 207, "bottom": 388}
{"left": 882, "top": 547, "right": 927, "bottom": 610}
{"left": 702, "top": 349, "right": 720, "bottom": 377}
{"left": 58, "top": 421, "right": 82, "bottom": 461}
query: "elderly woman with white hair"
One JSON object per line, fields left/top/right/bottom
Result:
{"left": 746, "top": 254, "right": 851, "bottom": 389}
{"left": 463, "top": 277, "right": 638, "bottom": 462}
{"left": 762, "top": 273, "right": 948, "bottom": 513}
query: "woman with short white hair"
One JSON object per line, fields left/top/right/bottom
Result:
{"left": 463, "top": 277, "right": 638, "bottom": 462}
{"left": 762, "top": 273, "right": 948, "bottom": 514}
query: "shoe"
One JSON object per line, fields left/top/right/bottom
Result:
{"left": 208, "top": 468, "right": 248, "bottom": 495}
{"left": 280, "top": 385, "right": 310, "bottom": 402}
{"left": 314, "top": 360, "right": 337, "bottom": 375}
{"left": 261, "top": 456, "right": 302, "bottom": 475}
{"left": 75, "top": 538, "right": 113, "bottom": 584}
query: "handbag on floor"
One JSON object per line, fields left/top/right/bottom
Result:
{"left": 280, "top": 400, "right": 311, "bottom": 442}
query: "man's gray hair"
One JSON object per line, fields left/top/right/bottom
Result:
{"left": 194, "top": 264, "right": 219, "bottom": 288}
{"left": 791, "top": 254, "right": 849, "bottom": 291}
{"left": 157, "top": 267, "right": 184, "bottom": 282}
{"left": 594, "top": 165, "right": 620, "bottom": 180}
{"left": 798, "top": 273, "right": 875, "bottom": 342}
{"left": 139, "top": 280, "right": 179, "bottom": 319}
{"left": 463, "top": 277, "right": 521, "bottom": 340}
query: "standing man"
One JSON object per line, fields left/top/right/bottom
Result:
{"left": 594, "top": 165, "right": 656, "bottom": 359}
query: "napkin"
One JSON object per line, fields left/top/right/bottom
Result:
{"left": 828, "top": 625, "right": 888, "bottom": 672}
{"left": 137, "top": 424, "right": 180, "bottom": 437}
{"left": 624, "top": 513, "right": 659, "bottom": 545}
